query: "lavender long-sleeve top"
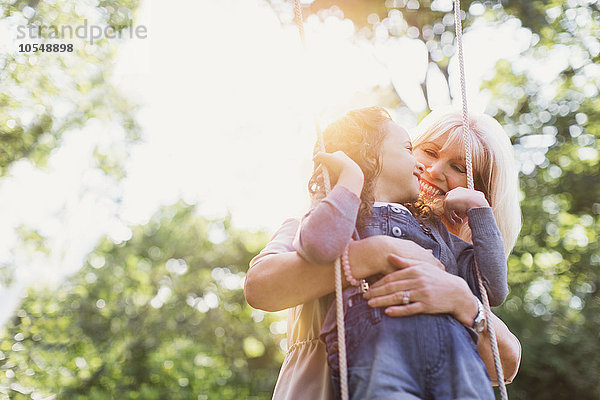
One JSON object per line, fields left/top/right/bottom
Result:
{"left": 293, "top": 185, "right": 508, "bottom": 306}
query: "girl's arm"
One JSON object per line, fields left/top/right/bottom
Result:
{"left": 293, "top": 185, "right": 360, "bottom": 265}
{"left": 446, "top": 206, "right": 509, "bottom": 306}
{"left": 244, "top": 220, "right": 442, "bottom": 312}
{"left": 293, "top": 151, "right": 364, "bottom": 265}
{"left": 443, "top": 187, "right": 509, "bottom": 306}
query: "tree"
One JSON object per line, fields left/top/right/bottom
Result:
{"left": 0, "top": 0, "right": 141, "bottom": 176}
{"left": 483, "top": 9, "right": 600, "bottom": 399}
{"left": 0, "top": 0, "right": 142, "bottom": 289}
{"left": 0, "top": 202, "right": 283, "bottom": 399}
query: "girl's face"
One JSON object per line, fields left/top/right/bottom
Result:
{"left": 373, "top": 120, "right": 424, "bottom": 203}
{"left": 414, "top": 134, "right": 468, "bottom": 198}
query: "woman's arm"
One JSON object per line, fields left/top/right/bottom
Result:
{"left": 478, "top": 312, "right": 521, "bottom": 385}
{"left": 245, "top": 250, "right": 338, "bottom": 312}
{"left": 245, "top": 229, "right": 442, "bottom": 312}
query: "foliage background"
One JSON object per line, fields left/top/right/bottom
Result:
{"left": 0, "top": 0, "right": 598, "bottom": 399}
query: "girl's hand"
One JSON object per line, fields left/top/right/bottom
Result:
{"left": 314, "top": 151, "right": 364, "bottom": 196}
{"left": 443, "top": 187, "right": 489, "bottom": 225}
{"left": 363, "top": 254, "right": 477, "bottom": 326}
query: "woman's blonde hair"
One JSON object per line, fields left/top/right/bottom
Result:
{"left": 411, "top": 108, "right": 522, "bottom": 256}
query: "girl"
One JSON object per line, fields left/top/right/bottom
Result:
{"left": 294, "top": 106, "right": 506, "bottom": 399}
{"left": 244, "top": 108, "right": 521, "bottom": 400}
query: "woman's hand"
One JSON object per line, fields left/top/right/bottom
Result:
{"left": 443, "top": 187, "right": 489, "bottom": 225}
{"left": 314, "top": 151, "right": 364, "bottom": 196}
{"left": 362, "top": 253, "right": 522, "bottom": 386}
{"left": 363, "top": 254, "right": 477, "bottom": 326}
{"left": 365, "top": 255, "right": 521, "bottom": 386}
{"left": 348, "top": 236, "right": 444, "bottom": 279}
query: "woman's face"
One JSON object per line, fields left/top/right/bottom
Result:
{"left": 373, "top": 120, "right": 424, "bottom": 203}
{"left": 414, "top": 134, "right": 468, "bottom": 199}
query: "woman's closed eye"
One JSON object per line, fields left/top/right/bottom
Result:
{"left": 423, "top": 149, "right": 437, "bottom": 157}
{"left": 453, "top": 164, "right": 466, "bottom": 173}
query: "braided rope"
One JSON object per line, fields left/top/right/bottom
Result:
{"left": 452, "top": 2, "right": 474, "bottom": 190}
{"left": 453, "top": 1, "right": 508, "bottom": 398}
{"left": 293, "top": 2, "right": 349, "bottom": 400}
{"left": 293, "top": 0, "right": 305, "bottom": 45}
{"left": 291, "top": 2, "right": 506, "bottom": 399}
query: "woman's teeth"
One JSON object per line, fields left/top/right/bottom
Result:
{"left": 420, "top": 181, "right": 444, "bottom": 196}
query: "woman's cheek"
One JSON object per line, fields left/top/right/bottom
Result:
{"left": 414, "top": 153, "right": 430, "bottom": 167}
{"left": 448, "top": 173, "right": 467, "bottom": 190}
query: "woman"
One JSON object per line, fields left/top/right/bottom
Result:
{"left": 244, "top": 108, "right": 522, "bottom": 399}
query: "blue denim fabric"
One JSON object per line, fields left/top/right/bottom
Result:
{"left": 322, "top": 205, "right": 493, "bottom": 399}
{"left": 325, "top": 292, "right": 493, "bottom": 400}
{"left": 358, "top": 205, "right": 441, "bottom": 261}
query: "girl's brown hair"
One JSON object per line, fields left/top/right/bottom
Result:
{"left": 308, "top": 106, "right": 392, "bottom": 227}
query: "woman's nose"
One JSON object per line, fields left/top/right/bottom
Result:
{"left": 426, "top": 161, "right": 444, "bottom": 178}
{"left": 416, "top": 161, "right": 425, "bottom": 174}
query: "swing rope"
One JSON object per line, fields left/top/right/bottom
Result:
{"left": 452, "top": 1, "right": 508, "bottom": 398}
{"left": 292, "top": 1, "right": 508, "bottom": 399}
{"left": 292, "top": 4, "right": 350, "bottom": 400}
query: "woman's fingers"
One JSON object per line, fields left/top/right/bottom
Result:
{"left": 366, "top": 288, "right": 421, "bottom": 308}
{"left": 384, "top": 303, "right": 425, "bottom": 317}
{"left": 364, "top": 261, "right": 461, "bottom": 314}
{"left": 364, "top": 278, "right": 421, "bottom": 301}
{"left": 388, "top": 253, "right": 445, "bottom": 272}
{"left": 367, "top": 267, "right": 418, "bottom": 290}
{"left": 387, "top": 254, "right": 412, "bottom": 270}
{"left": 387, "top": 239, "right": 438, "bottom": 263}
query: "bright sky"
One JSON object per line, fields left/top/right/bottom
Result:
{"left": 0, "top": 0, "right": 533, "bottom": 327}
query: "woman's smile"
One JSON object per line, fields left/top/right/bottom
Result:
{"left": 420, "top": 179, "right": 446, "bottom": 196}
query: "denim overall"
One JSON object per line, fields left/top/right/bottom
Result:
{"left": 322, "top": 204, "right": 494, "bottom": 400}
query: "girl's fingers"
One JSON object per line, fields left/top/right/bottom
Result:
{"left": 445, "top": 208, "right": 465, "bottom": 225}
{"left": 448, "top": 209, "right": 454, "bottom": 224}
{"left": 451, "top": 210, "right": 463, "bottom": 225}
{"left": 313, "top": 152, "right": 332, "bottom": 164}
{"left": 446, "top": 209, "right": 457, "bottom": 225}
{"left": 443, "top": 202, "right": 454, "bottom": 225}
